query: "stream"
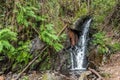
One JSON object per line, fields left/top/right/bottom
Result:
{"left": 69, "top": 17, "right": 92, "bottom": 72}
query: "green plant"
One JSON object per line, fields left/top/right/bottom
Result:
{"left": 93, "top": 32, "right": 120, "bottom": 54}
{"left": 0, "top": 28, "right": 17, "bottom": 58}
{"left": 75, "top": 2, "right": 88, "bottom": 18}
{"left": 40, "top": 23, "right": 63, "bottom": 51}
{"left": 15, "top": 41, "right": 31, "bottom": 64}
{"left": 0, "top": 28, "right": 32, "bottom": 71}
{"left": 12, "top": 41, "right": 32, "bottom": 70}
{"left": 92, "top": 32, "right": 109, "bottom": 54}
{"left": 16, "top": 2, "right": 44, "bottom": 27}
{"left": 22, "top": 76, "right": 29, "bottom": 80}
{"left": 91, "top": 0, "right": 116, "bottom": 29}
{"left": 110, "top": 42, "right": 120, "bottom": 53}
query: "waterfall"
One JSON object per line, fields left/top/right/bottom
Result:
{"left": 70, "top": 18, "right": 92, "bottom": 71}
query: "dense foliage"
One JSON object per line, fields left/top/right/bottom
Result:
{"left": 0, "top": 0, "right": 120, "bottom": 73}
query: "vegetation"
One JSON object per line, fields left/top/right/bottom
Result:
{"left": 0, "top": 0, "right": 120, "bottom": 75}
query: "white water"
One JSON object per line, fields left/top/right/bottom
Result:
{"left": 70, "top": 18, "right": 92, "bottom": 70}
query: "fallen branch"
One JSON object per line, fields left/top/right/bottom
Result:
{"left": 15, "top": 46, "right": 48, "bottom": 80}
{"left": 88, "top": 67, "right": 104, "bottom": 80}
{"left": 33, "top": 52, "right": 49, "bottom": 70}
{"left": 15, "top": 24, "right": 68, "bottom": 80}
{"left": 57, "top": 24, "right": 68, "bottom": 36}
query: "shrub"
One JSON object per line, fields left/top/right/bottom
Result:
{"left": 0, "top": 28, "right": 17, "bottom": 58}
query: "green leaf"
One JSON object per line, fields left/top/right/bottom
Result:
{"left": 36, "top": 16, "right": 46, "bottom": 21}
{"left": 53, "top": 43, "right": 63, "bottom": 51}
{"left": 0, "top": 28, "right": 17, "bottom": 40}
{"left": 23, "top": 19, "right": 29, "bottom": 27}
{"left": 27, "top": 10, "right": 36, "bottom": 18}
{"left": 0, "top": 41, "right": 3, "bottom": 52}
{"left": 23, "top": 53, "right": 27, "bottom": 58}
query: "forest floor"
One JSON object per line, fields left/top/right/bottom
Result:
{"left": 0, "top": 53, "right": 120, "bottom": 80}
{"left": 100, "top": 52, "right": 120, "bottom": 80}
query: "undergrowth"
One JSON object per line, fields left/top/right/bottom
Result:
{"left": 0, "top": 0, "right": 119, "bottom": 73}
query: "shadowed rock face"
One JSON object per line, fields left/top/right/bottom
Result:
{"left": 67, "top": 16, "right": 92, "bottom": 48}
{"left": 30, "top": 37, "right": 45, "bottom": 54}
{"left": 72, "top": 15, "right": 92, "bottom": 31}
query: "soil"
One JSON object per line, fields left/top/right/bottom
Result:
{"left": 100, "top": 52, "right": 120, "bottom": 80}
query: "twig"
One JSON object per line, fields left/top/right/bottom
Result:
{"left": 15, "top": 46, "right": 48, "bottom": 80}
{"left": 88, "top": 67, "right": 104, "bottom": 80}
{"left": 32, "top": 27, "right": 40, "bottom": 35}
{"left": 15, "top": 24, "right": 68, "bottom": 80}
{"left": 57, "top": 24, "right": 68, "bottom": 36}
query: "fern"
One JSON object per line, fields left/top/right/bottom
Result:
{"left": 0, "top": 29, "right": 17, "bottom": 40}
{"left": 93, "top": 32, "right": 120, "bottom": 54}
{"left": 40, "top": 23, "right": 63, "bottom": 51}
{"left": 0, "top": 29, "right": 17, "bottom": 53}
{"left": 92, "top": 32, "right": 109, "bottom": 54}
{"left": 92, "top": 32, "right": 105, "bottom": 45}
{"left": 16, "top": 2, "right": 45, "bottom": 27}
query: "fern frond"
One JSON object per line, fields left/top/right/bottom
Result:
{"left": 0, "top": 29, "right": 17, "bottom": 41}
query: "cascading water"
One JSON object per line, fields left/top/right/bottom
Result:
{"left": 70, "top": 18, "right": 92, "bottom": 71}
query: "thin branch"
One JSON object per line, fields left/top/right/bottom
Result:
{"left": 57, "top": 24, "right": 68, "bottom": 36}
{"left": 32, "top": 27, "right": 40, "bottom": 35}
{"left": 88, "top": 67, "right": 104, "bottom": 80}
{"left": 15, "top": 24, "right": 68, "bottom": 80}
{"left": 15, "top": 46, "right": 48, "bottom": 80}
